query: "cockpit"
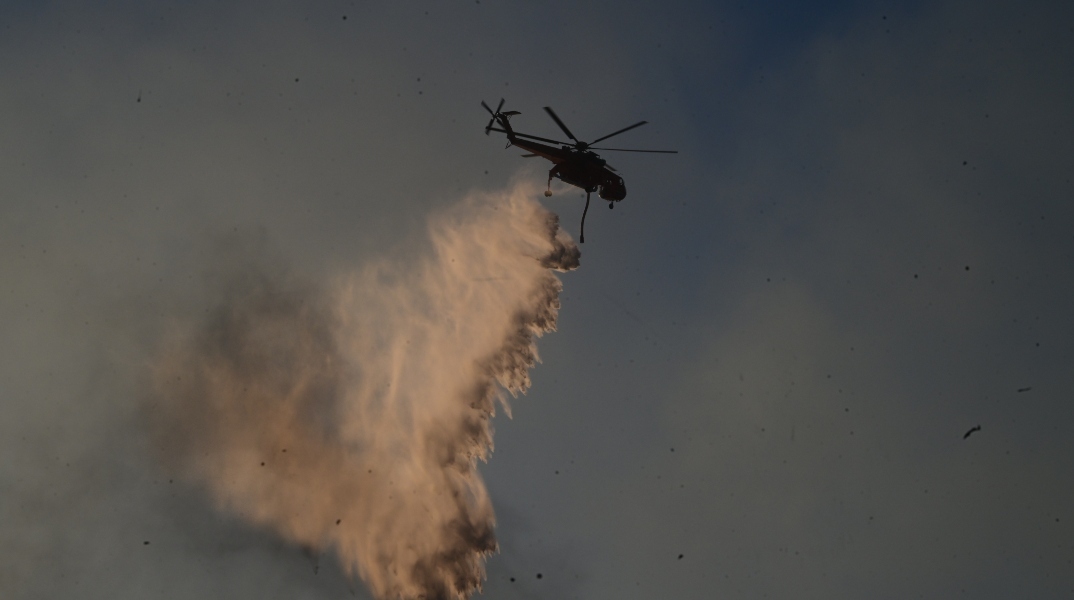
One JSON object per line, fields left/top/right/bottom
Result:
{"left": 598, "top": 176, "right": 626, "bottom": 201}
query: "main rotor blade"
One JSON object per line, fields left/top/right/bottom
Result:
{"left": 486, "top": 127, "right": 570, "bottom": 146}
{"left": 513, "top": 131, "right": 571, "bottom": 145}
{"left": 496, "top": 98, "right": 505, "bottom": 113}
{"left": 589, "top": 147, "right": 678, "bottom": 153}
{"left": 590, "top": 121, "right": 647, "bottom": 144}
{"left": 543, "top": 106, "right": 578, "bottom": 142}
{"left": 481, "top": 100, "right": 494, "bottom": 115}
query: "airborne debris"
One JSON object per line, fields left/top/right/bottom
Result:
{"left": 963, "top": 425, "right": 981, "bottom": 439}
{"left": 1017, "top": 386, "right": 1032, "bottom": 393}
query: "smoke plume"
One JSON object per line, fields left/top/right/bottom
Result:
{"left": 148, "top": 183, "right": 579, "bottom": 600}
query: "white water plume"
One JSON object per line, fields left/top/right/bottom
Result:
{"left": 148, "top": 182, "right": 579, "bottom": 600}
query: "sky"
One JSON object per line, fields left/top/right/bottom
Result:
{"left": 2, "top": 0, "right": 1073, "bottom": 598}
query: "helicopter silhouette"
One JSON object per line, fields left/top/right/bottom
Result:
{"left": 482, "top": 99, "right": 676, "bottom": 243}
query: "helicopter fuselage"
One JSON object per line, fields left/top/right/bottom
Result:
{"left": 506, "top": 137, "right": 626, "bottom": 201}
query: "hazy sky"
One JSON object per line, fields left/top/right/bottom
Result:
{"left": 2, "top": 1, "right": 1073, "bottom": 598}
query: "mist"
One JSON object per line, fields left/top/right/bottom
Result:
{"left": 147, "top": 182, "right": 578, "bottom": 600}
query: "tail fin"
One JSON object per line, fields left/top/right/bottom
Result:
{"left": 497, "top": 111, "right": 520, "bottom": 134}
{"left": 482, "top": 99, "right": 520, "bottom": 135}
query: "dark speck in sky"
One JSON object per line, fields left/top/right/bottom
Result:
{"left": 5, "top": 3, "right": 1074, "bottom": 599}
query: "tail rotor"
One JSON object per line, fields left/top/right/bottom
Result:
{"left": 482, "top": 98, "right": 506, "bottom": 135}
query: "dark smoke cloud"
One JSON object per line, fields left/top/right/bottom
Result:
{"left": 148, "top": 183, "right": 578, "bottom": 600}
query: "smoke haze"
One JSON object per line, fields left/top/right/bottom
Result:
{"left": 148, "top": 183, "right": 578, "bottom": 600}
{"left": 4, "top": 2, "right": 1073, "bottom": 599}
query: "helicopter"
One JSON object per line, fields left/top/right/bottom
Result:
{"left": 482, "top": 99, "right": 676, "bottom": 243}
